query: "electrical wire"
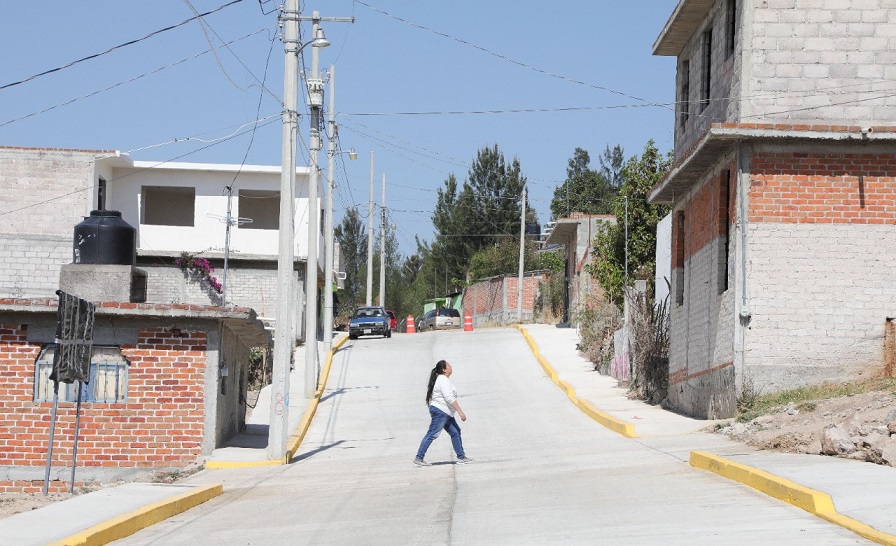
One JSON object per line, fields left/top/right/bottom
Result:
{"left": 0, "top": 0, "right": 247, "bottom": 91}
{"left": 352, "top": 0, "right": 665, "bottom": 109}
{"left": 0, "top": 27, "right": 275, "bottom": 129}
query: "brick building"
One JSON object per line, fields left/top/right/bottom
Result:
{"left": 0, "top": 299, "right": 267, "bottom": 493}
{"left": 649, "top": 0, "right": 896, "bottom": 418}
{"left": 0, "top": 146, "right": 316, "bottom": 341}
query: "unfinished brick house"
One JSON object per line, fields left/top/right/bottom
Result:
{"left": 649, "top": 0, "right": 896, "bottom": 418}
{"left": 0, "top": 146, "right": 279, "bottom": 491}
{"left": 0, "top": 300, "right": 267, "bottom": 493}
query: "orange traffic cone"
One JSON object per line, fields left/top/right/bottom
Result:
{"left": 406, "top": 315, "right": 416, "bottom": 333}
{"left": 463, "top": 313, "right": 473, "bottom": 332}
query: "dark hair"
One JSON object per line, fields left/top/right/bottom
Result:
{"left": 425, "top": 360, "right": 449, "bottom": 405}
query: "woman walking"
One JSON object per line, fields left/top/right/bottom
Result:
{"left": 414, "top": 360, "right": 473, "bottom": 466}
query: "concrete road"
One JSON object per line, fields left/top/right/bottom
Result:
{"left": 114, "top": 328, "right": 870, "bottom": 545}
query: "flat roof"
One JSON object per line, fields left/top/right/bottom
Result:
{"left": 130, "top": 160, "right": 311, "bottom": 176}
{"left": 648, "top": 123, "right": 896, "bottom": 203}
{"left": 653, "top": 0, "right": 715, "bottom": 56}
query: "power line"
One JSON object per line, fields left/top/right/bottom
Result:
{"left": 0, "top": 0, "right": 246, "bottom": 91}
{"left": 0, "top": 27, "right": 274, "bottom": 129}
{"left": 352, "top": 0, "right": 665, "bottom": 109}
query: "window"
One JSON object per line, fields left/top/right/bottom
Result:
{"left": 34, "top": 345, "right": 129, "bottom": 403}
{"left": 238, "top": 190, "right": 280, "bottom": 230}
{"left": 97, "top": 177, "right": 107, "bottom": 210}
{"left": 675, "top": 212, "right": 686, "bottom": 306}
{"left": 141, "top": 186, "right": 195, "bottom": 226}
{"left": 701, "top": 28, "right": 713, "bottom": 110}
{"left": 726, "top": 0, "right": 737, "bottom": 58}
{"left": 679, "top": 60, "right": 690, "bottom": 128}
{"left": 719, "top": 171, "right": 731, "bottom": 294}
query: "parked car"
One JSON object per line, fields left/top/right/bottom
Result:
{"left": 386, "top": 310, "right": 397, "bottom": 331}
{"left": 418, "top": 307, "right": 461, "bottom": 331}
{"left": 348, "top": 306, "right": 391, "bottom": 339}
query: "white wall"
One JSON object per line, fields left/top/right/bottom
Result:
{"left": 107, "top": 162, "right": 315, "bottom": 260}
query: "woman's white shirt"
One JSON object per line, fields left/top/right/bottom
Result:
{"left": 430, "top": 374, "right": 457, "bottom": 416}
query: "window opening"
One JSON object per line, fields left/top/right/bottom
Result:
{"left": 97, "top": 178, "right": 107, "bottom": 210}
{"left": 701, "top": 28, "right": 713, "bottom": 110}
{"left": 726, "top": 0, "right": 737, "bottom": 57}
{"left": 719, "top": 171, "right": 731, "bottom": 293}
{"left": 141, "top": 186, "right": 195, "bottom": 226}
{"left": 238, "top": 190, "right": 280, "bottom": 230}
{"left": 676, "top": 212, "right": 686, "bottom": 306}
{"left": 680, "top": 60, "right": 690, "bottom": 129}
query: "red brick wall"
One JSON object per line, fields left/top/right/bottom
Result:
{"left": 673, "top": 164, "right": 736, "bottom": 265}
{"left": 462, "top": 274, "right": 543, "bottom": 322}
{"left": 750, "top": 152, "right": 896, "bottom": 224}
{"left": 0, "top": 326, "right": 207, "bottom": 493}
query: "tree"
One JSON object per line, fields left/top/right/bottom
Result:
{"left": 430, "top": 145, "right": 534, "bottom": 289}
{"left": 599, "top": 144, "right": 625, "bottom": 189}
{"left": 334, "top": 207, "right": 368, "bottom": 315}
{"left": 587, "top": 140, "right": 672, "bottom": 309}
{"left": 550, "top": 147, "right": 617, "bottom": 219}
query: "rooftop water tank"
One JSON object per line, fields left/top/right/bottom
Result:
{"left": 73, "top": 210, "right": 136, "bottom": 265}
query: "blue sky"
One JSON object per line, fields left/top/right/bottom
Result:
{"left": 0, "top": 1, "right": 678, "bottom": 257}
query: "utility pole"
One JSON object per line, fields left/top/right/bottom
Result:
{"left": 517, "top": 187, "right": 526, "bottom": 322}
{"left": 209, "top": 185, "right": 252, "bottom": 305}
{"left": 378, "top": 173, "right": 386, "bottom": 306}
{"left": 366, "top": 152, "right": 374, "bottom": 306}
{"left": 269, "top": 0, "right": 301, "bottom": 460}
{"left": 323, "top": 65, "right": 337, "bottom": 355}
{"left": 303, "top": 12, "right": 325, "bottom": 399}
{"left": 323, "top": 65, "right": 356, "bottom": 355}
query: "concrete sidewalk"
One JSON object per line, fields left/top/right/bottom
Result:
{"left": 0, "top": 338, "right": 340, "bottom": 546}
{"left": 517, "top": 323, "right": 896, "bottom": 546}
{"left": 3, "top": 325, "right": 895, "bottom": 545}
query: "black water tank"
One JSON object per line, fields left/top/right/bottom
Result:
{"left": 73, "top": 210, "right": 136, "bottom": 265}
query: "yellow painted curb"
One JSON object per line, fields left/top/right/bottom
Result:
{"left": 514, "top": 325, "right": 639, "bottom": 439}
{"left": 209, "top": 335, "right": 350, "bottom": 468}
{"left": 49, "top": 483, "right": 223, "bottom": 546}
{"left": 285, "top": 334, "right": 349, "bottom": 463}
{"left": 690, "top": 451, "right": 896, "bottom": 546}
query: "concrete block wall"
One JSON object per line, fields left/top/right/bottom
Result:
{"left": 0, "top": 326, "right": 208, "bottom": 494}
{"left": 0, "top": 148, "right": 101, "bottom": 299}
{"left": 140, "top": 263, "right": 302, "bottom": 340}
{"left": 0, "top": 148, "right": 95, "bottom": 237}
{"left": 743, "top": 146, "right": 896, "bottom": 391}
{"left": 673, "top": 0, "right": 743, "bottom": 159}
{"left": 0, "top": 234, "right": 70, "bottom": 299}
{"left": 744, "top": 0, "right": 896, "bottom": 126}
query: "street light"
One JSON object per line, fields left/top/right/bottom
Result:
{"left": 269, "top": 3, "right": 330, "bottom": 461}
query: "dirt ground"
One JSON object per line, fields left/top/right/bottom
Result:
{"left": 716, "top": 388, "right": 896, "bottom": 461}
{"left": 3, "top": 389, "right": 893, "bottom": 520}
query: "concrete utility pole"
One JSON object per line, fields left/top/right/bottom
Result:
{"left": 323, "top": 65, "right": 356, "bottom": 355}
{"left": 323, "top": 65, "right": 337, "bottom": 356}
{"left": 270, "top": 0, "right": 312, "bottom": 460}
{"left": 517, "top": 187, "right": 526, "bottom": 322}
{"left": 303, "top": 12, "right": 325, "bottom": 399}
{"left": 378, "top": 173, "right": 386, "bottom": 306}
{"left": 366, "top": 152, "right": 374, "bottom": 306}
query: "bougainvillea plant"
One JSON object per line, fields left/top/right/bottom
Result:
{"left": 176, "top": 252, "right": 223, "bottom": 294}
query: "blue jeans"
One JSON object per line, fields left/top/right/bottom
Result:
{"left": 416, "top": 406, "right": 465, "bottom": 460}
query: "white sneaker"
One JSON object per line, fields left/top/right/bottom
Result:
{"left": 456, "top": 456, "right": 474, "bottom": 464}
{"left": 414, "top": 458, "right": 431, "bottom": 467}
